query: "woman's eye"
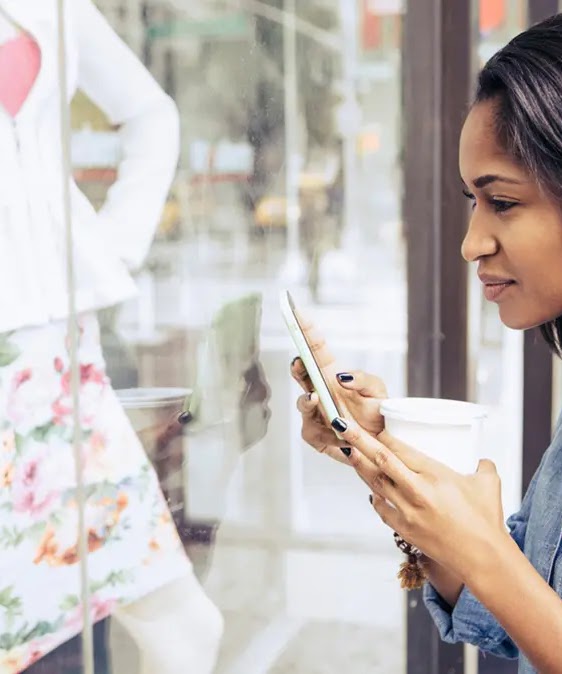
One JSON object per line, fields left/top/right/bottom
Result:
{"left": 462, "top": 189, "right": 517, "bottom": 214}
{"left": 462, "top": 189, "right": 476, "bottom": 209}
{"left": 490, "top": 198, "right": 517, "bottom": 214}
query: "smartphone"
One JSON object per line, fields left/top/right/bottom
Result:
{"left": 280, "top": 290, "right": 342, "bottom": 425}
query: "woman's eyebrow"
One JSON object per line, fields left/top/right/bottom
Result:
{"left": 472, "top": 174, "right": 524, "bottom": 189}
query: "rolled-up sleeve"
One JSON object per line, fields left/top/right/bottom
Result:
{"left": 424, "top": 582, "right": 518, "bottom": 658}
{"left": 423, "top": 442, "right": 552, "bottom": 659}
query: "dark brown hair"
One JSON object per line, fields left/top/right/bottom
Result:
{"left": 475, "top": 14, "right": 562, "bottom": 355}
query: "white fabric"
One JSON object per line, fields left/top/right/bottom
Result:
{"left": 0, "top": 0, "right": 180, "bottom": 333}
{"left": 0, "top": 8, "right": 17, "bottom": 43}
{"left": 111, "top": 574, "right": 224, "bottom": 674}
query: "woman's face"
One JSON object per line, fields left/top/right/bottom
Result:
{"left": 460, "top": 100, "right": 562, "bottom": 329}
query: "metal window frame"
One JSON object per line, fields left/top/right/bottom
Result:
{"left": 403, "top": 1, "right": 472, "bottom": 671}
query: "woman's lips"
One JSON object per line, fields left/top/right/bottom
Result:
{"left": 483, "top": 281, "right": 516, "bottom": 302}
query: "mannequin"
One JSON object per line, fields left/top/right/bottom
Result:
{"left": 0, "top": 2, "right": 223, "bottom": 672}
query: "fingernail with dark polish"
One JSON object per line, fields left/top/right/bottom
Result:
{"left": 291, "top": 356, "right": 301, "bottom": 368}
{"left": 307, "top": 392, "right": 313, "bottom": 401}
{"left": 332, "top": 417, "right": 348, "bottom": 433}
{"left": 369, "top": 494, "right": 373, "bottom": 505}
{"left": 178, "top": 411, "right": 192, "bottom": 425}
{"left": 337, "top": 373, "right": 354, "bottom": 383}
{"left": 340, "top": 447, "right": 352, "bottom": 457}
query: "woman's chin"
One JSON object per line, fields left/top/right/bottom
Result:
{"left": 499, "top": 316, "right": 527, "bottom": 330}
{"left": 498, "top": 306, "right": 549, "bottom": 331}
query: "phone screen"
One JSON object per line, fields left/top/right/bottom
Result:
{"left": 286, "top": 291, "right": 342, "bottom": 416}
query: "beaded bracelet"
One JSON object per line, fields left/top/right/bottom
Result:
{"left": 393, "top": 533, "right": 427, "bottom": 590}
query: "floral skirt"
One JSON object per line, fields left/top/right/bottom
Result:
{"left": 0, "top": 314, "right": 190, "bottom": 673}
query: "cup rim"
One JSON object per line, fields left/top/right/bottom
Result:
{"left": 116, "top": 387, "right": 192, "bottom": 409}
{"left": 380, "top": 397, "right": 487, "bottom": 426}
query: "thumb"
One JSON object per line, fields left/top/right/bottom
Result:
{"left": 336, "top": 370, "right": 387, "bottom": 398}
{"left": 476, "top": 458, "right": 497, "bottom": 475}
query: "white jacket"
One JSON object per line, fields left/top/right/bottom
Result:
{"left": 0, "top": 0, "right": 180, "bottom": 333}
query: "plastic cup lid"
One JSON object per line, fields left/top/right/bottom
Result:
{"left": 380, "top": 397, "right": 487, "bottom": 426}
{"left": 116, "top": 387, "right": 191, "bottom": 409}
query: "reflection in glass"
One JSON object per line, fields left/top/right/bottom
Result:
{"left": 0, "top": 1, "right": 222, "bottom": 673}
{"left": 3, "top": 0, "right": 411, "bottom": 671}
{"left": 90, "top": 2, "right": 408, "bottom": 673}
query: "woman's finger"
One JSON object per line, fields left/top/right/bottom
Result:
{"left": 297, "top": 390, "right": 341, "bottom": 431}
{"left": 476, "top": 458, "right": 498, "bottom": 475}
{"left": 298, "top": 394, "right": 350, "bottom": 455}
{"left": 341, "top": 448, "right": 407, "bottom": 510}
{"left": 339, "top": 445, "right": 391, "bottom": 495}
{"left": 295, "top": 313, "right": 337, "bottom": 370}
{"left": 301, "top": 423, "right": 353, "bottom": 465}
{"left": 333, "top": 418, "right": 416, "bottom": 490}
{"left": 371, "top": 493, "right": 401, "bottom": 531}
{"left": 377, "top": 430, "right": 437, "bottom": 474}
{"left": 336, "top": 370, "right": 387, "bottom": 398}
{"left": 320, "top": 444, "right": 356, "bottom": 464}
{"left": 289, "top": 312, "right": 341, "bottom": 393}
{"left": 296, "top": 391, "right": 320, "bottom": 418}
{"left": 291, "top": 357, "right": 314, "bottom": 393}
{"left": 336, "top": 417, "right": 389, "bottom": 467}
{"left": 303, "top": 424, "right": 350, "bottom": 453}
{"left": 369, "top": 472, "right": 406, "bottom": 510}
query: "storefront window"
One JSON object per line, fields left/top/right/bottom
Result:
{"left": 3, "top": 1, "right": 408, "bottom": 672}
{"left": 3, "top": 1, "right": 551, "bottom": 673}
{"left": 98, "top": 1, "right": 408, "bottom": 672}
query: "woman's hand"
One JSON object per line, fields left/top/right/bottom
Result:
{"left": 290, "top": 317, "right": 387, "bottom": 463}
{"left": 333, "top": 417, "right": 508, "bottom": 582}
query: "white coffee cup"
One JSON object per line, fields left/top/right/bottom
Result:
{"left": 379, "top": 397, "right": 487, "bottom": 474}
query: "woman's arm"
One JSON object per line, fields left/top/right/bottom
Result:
{"left": 468, "top": 533, "right": 562, "bottom": 674}
{"left": 424, "top": 558, "right": 464, "bottom": 607}
{"left": 72, "top": 0, "right": 180, "bottom": 270}
{"left": 421, "top": 444, "right": 550, "bottom": 659}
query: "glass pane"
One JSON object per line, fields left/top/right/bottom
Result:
{"left": 6, "top": 1, "right": 558, "bottom": 672}
{"left": 68, "top": 0, "right": 409, "bottom": 672}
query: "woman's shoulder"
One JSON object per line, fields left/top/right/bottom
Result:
{"left": 554, "top": 408, "right": 562, "bottom": 434}
{"left": 547, "top": 410, "right": 562, "bottom": 462}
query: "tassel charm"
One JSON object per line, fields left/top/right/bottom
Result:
{"left": 393, "top": 532, "right": 427, "bottom": 590}
{"left": 397, "top": 553, "right": 427, "bottom": 590}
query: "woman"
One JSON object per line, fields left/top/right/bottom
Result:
{"left": 294, "top": 13, "right": 562, "bottom": 674}
{"left": 0, "top": 1, "right": 222, "bottom": 672}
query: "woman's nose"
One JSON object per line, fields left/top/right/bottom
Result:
{"left": 461, "top": 213, "right": 498, "bottom": 262}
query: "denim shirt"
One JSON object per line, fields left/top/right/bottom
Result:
{"left": 424, "top": 415, "right": 562, "bottom": 673}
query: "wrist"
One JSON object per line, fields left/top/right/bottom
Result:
{"left": 423, "top": 556, "right": 464, "bottom": 607}
{"left": 461, "top": 529, "right": 517, "bottom": 591}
